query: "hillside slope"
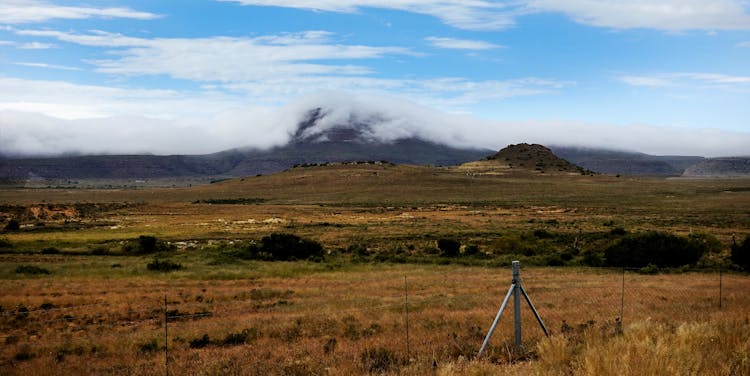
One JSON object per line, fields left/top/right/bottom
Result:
{"left": 683, "top": 157, "right": 750, "bottom": 177}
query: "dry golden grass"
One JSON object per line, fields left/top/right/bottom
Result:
{"left": 1, "top": 263, "right": 748, "bottom": 375}
{"left": 1, "top": 165, "right": 749, "bottom": 374}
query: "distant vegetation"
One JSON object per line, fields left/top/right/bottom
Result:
{"left": 238, "top": 233, "right": 324, "bottom": 262}
{"left": 192, "top": 198, "right": 266, "bottom": 205}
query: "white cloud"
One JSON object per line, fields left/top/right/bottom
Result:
{"left": 527, "top": 0, "right": 750, "bottom": 31}
{"left": 219, "top": 0, "right": 519, "bottom": 31}
{"left": 222, "top": 0, "right": 750, "bottom": 31}
{"left": 18, "top": 41, "right": 54, "bottom": 49}
{"left": 620, "top": 72, "right": 750, "bottom": 89}
{"left": 0, "top": 77, "right": 243, "bottom": 120}
{"left": 738, "top": 41, "right": 750, "bottom": 47}
{"left": 0, "top": 0, "right": 160, "bottom": 24}
{"left": 15, "top": 62, "right": 80, "bottom": 71}
{"left": 17, "top": 29, "right": 410, "bottom": 82}
{"left": 425, "top": 36, "right": 504, "bottom": 50}
{"left": 2, "top": 91, "right": 748, "bottom": 157}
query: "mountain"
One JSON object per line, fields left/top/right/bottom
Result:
{"left": 682, "top": 157, "right": 750, "bottom": 177}
{"left": 0, "top": 108, "right": 492, "bottom": 182}
{"left": 550, "top": 146, "right": 705, "bottom": 176}
{"left": 457, "top": 143, "right": 587, "bottom": 175}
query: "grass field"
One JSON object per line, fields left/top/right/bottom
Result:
{"left": 1, "top": 164, "right": 749, "bottom": 374}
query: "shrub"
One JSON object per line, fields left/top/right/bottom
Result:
{"left": 189, "top": 334, "right": 211, "bottom": 349}
{"left": 146, "top": 259, "right": 182, "bottom": 272}
{"left": 360, "top": 346, "right": 400, "bottom": 373}
{"left": 40, "top": 247, "right": 60, "bottom": 255}
{"left": 124, "top": 235, "right": 172, "bottom": 254}
{"left": 603, "top": 232, "right": 706, "bottom": 268}
{"left": 437, "top": 238, "right": 461, "bottom": 257}
{"left": 137, "top": 339, "right": 159, "bottom": 354}
{"left": 731, "top": 235, "right": 750, "bottom": 271}
{"left": 0, "top": 237, "right": 12, "bottom": 249}
{"left": 463, "top": 244, "right": 480, "bottom": 256}
{"left": 4, "top": 219, "right": 20, "bottom": 232}
{"left": 252, "top": 233, "right": 324, "bottom": 261}
{"left": 221, "top": 328, "right": 258, "bottom": 346}
{"left": 15, "top": 265, "right": 50, "bottom": 275}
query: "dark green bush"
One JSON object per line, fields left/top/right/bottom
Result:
{"left": 0, "top": 237, "right": 12, "bottom": 249}
{"left": 4, "top": 219, "right": 20, "bottom": 232}
{"left": 731, "top": 235, "right": 750, "bottom": 271}
{"left": 437, "top": 238, "right": 461, "bottom": 257}
{"left": 246, "top": 233, "right": 324, "bottom": 261}
{"left": 603, "top": 232, "right": 706, "bottom": 268}
{"left": 124, "top": 235, "right": 172, "bottom": 254}
{"left": 146, "top": 259, "right": 182, "bottom": 272}
{"left": 15, "top": 265, "right": 50, "bottom": 275}
{"left": 40, "top": 247, "right": 60, "bottom": 255}
{"left": 137, "top": 339, "right": 159, "bottom": 353}
{"left": 463, "top": 244, "right": 480, "bottom": 256}
{"left": 189, "top": 334, "right": 210, "bottom": 349}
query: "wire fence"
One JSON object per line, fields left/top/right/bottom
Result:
{"left": 1, "top": 265, "right": 748, "bottom": 374}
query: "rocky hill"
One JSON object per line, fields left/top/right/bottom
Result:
{"left": 457, "top": 143, "right": 587, "bottom": 175}
{"left": 682, "top": 157, "right": 750, "bottom": 177}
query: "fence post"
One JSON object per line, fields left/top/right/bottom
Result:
{"left": 478, "top": 260, "right": 547, "bottom": 357}
{"left": 164, "top": 295, "right": 169, "bottom": 376}
{"left": 404, "top": 275, "right": 410, "bottom": 361}
{"left": 719, "top": 268, "right": 723, "bottom": 310}
{"left": 512, "top": 261, "right": 522, "bottom": 348}
{"left": 619, "top": 267, "right": 625, "bottom": 334}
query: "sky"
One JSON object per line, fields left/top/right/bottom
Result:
{"left": 1, "top": 0, "right": 749, "bottom": 157}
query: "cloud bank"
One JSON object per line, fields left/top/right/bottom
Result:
{"left": 2, "top": 92, "right": 748, "bottom": 158}
{"left": 223, "top": 0, "right": 750, "bottom": 31}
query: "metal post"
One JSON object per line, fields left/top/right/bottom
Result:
{"left": 619, "top": 268, "right": 625, "bottom": 333}
{"left": 719, "top": 268, "right": 723, "bottom": 310}
{"left": 512, "top": 261, "right": 522, "bottom": 348}
{"left": 478, "top": 284, "right": 515, "bottom": 357}
{"left": 479, "top": 261, "right": 548, "bottom": 358}
{"left": 404, "top": 276, "right": 410, "bottom": 361}
{"left": 164, "top": 295, "right": 169, "bottom": 376}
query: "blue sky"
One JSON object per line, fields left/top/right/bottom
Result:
{"left": 1, "top": 0, "right": 749, "bottom": 156}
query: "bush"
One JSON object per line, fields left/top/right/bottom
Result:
{"left": 124, "top": 235, "right": 171, "bottom": 254}
{"left": 146, "top": 259, "right": 182, "bottom": 272}
{"left": 0, "top": 237, "right": 12, "bottom": 249}
{"left": 360, "top": 346, "right": 400, "bottom": 373}
{"left": 4, "top": 219, "right": 20, "bottom": 232}
{"left": 463, "top": 244, "right": 480, "bottom": 256}
{"left": 437, "top": 238, "right": 461, "bottom": 257}
{"left": 138, "top": 339, "right": 159, "bottom": 354}
{"left": 189, "top": 334, "right": 210, "bottom": 349}
{"left": 731, "top": 235, "right": 750, "bottom": 271}
{"left": 603, "top": 232, "right": 706, "bottom": 268}
{"left": 40, "top": 247, "right": 60, "bottom": 255}
{"left": 249, "top": 233, "right": 324, "bottom": 261}
{"left": 15, "top": 265, "right": 50, "bottom": 275}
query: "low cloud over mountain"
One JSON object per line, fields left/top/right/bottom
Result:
{"left": 2, "top": 92, "right": 749, "bottom": 158}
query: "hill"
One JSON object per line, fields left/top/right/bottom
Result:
{"left": 551, "top": 146, "right": 705, "bottom": 176}
{"left": 683, "top": 157, "right": 750, "bottom": 177}
{"left": 456, "top": 143, "right": 587, "bottom": 175}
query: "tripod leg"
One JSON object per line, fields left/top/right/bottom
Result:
{"left": 478, "top": 283, "right": 515, "bottom": 357}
